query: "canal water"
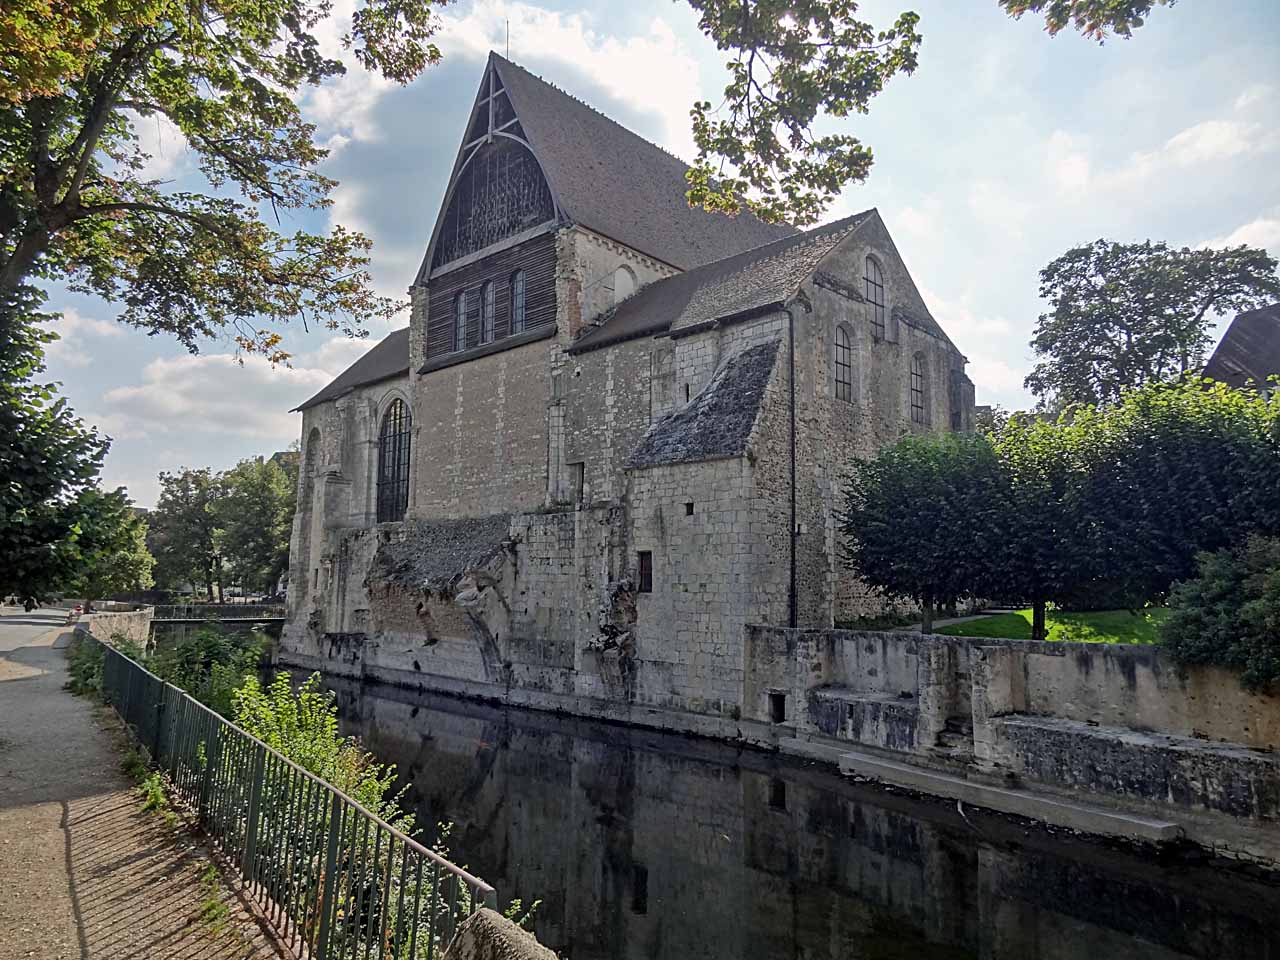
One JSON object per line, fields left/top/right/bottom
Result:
{"left": 322, "top": 676, "right": 1280, "bottom": 960}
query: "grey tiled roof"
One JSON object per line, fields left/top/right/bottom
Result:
{"left": 293, "top": 327, "right": 409, "bottom": 412}
{"left": 569, "top": 211, "right": 874, "bottom": 354}
{"left": 1204, "top": 304, "right": 1280, "bottom": 392}
{"left": 493, "top": 54, "right": 795, "bottom": 270}
{"left": 626, "top": 339, "right": 780, "bottom": 469}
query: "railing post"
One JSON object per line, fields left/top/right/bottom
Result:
{"left": 315, "top": 792, "right": 343, "bottom": 960}
{"left": 198, "top": 721, "right": 218, "bottom": 827}
{"left": 241, "top": 744, "right": 266, "bottom": 882}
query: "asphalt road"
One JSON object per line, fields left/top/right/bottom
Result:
{"left": 0, "top": 608, "right": 71, "bottom": 653}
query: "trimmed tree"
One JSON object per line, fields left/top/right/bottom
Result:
{"left": 990, "top": 414, "right": 1090, "bottom": 640}
{"left": 839, "top": 432, "right": 1009, "bottom": 631}
{"left": 1069, "top": 379, "right": 1280, "bottom": 605}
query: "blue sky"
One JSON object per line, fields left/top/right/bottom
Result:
{"left": 40, "top": 0, "right": 1280, "bottom": 507}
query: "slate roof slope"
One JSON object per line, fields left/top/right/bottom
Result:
{"left": 1204, "top": 304, "right": 1280, "bottom": 392}
{"left": 492, "top": 53, "right": 795, "bottom": 271}
{"left": 569, "top": 210, "right": 874, "bottom": 354}
{"left": 626, "top": 339, "right": 781, "bottom": 469}
{"left": 293, "top": 327, "right": 409, "bottom": 412}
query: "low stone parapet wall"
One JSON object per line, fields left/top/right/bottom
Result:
{"left": 745, "top": 625, "right": 1280, "bottom": 840}
{"left": 78, "top": 606, "right": 153, "bottom": 647}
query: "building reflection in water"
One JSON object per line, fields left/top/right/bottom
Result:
{"left": 322, "top": 677, "right": 1280, "bottom": 960}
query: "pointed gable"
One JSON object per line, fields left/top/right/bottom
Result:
{"left": 493, "top": 54, "right": 794, "bottom": 270}
{"left": 418, "top": 53, "right": 796, "bottom": 282}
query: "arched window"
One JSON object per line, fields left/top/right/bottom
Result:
{"left": 910, "top": 353, "right": 926, "bottom": 425}
{"left": 613, "top": 265, "right": 636, "bottom": 303}
{"left": 864, "top": 257, "right": 886, "bottom": 339}
{"left": 834, "top": 326, "right": 853, "bottom": 402}
{"left": 510, "top": 270, "right": 526, "bottom": 333}
{"left": 480, "top": 281, "right": 495, "bottom": 344}
{"left": 377, "top": 399, "right": 411, "bottom": 523}
{"left": 453, "top": 290, "right": 467, "bottom": 352}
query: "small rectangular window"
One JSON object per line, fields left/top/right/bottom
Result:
{"left": 768, "top": 777, "right": 787, "bottom": 811}
{"left": 684, "top": 502, "right": 694, "bottom": 516}
{"left": 631, "top": 865, "right": 648, "bottom": 915}
{"left": 569, "top": 462, "right": 585, "bottom": 505}
{"left": 637, "top": 551, "right": 653, "bottom": 593}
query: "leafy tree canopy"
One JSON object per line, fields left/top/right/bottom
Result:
{"left": 1161, "top": 535, "right": 1280, "bottom": 692}
{"left": 67, "top": 487, "right": 154, "bottom": 602}
{"left": 0, "top": 313, "right": 118, "bottom": 605}
{"left": 1, "top": 0, "right": 1188, "bottom": 362}
{"left": 149, "top": 466, "right": 223, "bottom": 596}
{"left": 999, "top": 0, "right": 1174, "bottom": 40}
{"left": 1024, "top": 240, "right": 1280, "bottom": 409}
{"left": 216, "top": 456, "right": 296, "bottom": 594}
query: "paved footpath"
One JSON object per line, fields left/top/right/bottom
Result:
{"left": 0, "top": 610, "right": 285, "bottom": 960}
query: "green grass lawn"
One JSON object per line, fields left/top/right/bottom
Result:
{"left": 936, "top": 607, "right": 1169, "bottom": 644}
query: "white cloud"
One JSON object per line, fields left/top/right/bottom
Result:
{"left": 967, "top": 180, "right": 1032, "bottom": 237}
{"left": 920, "top": 285, "right": 1012, "bottom": 339}
{"left": 1045, "top": 130, "right": 1091, "bottom": 193}
{"left": 1198, "top": 215, "right": 1280, "bottom": 254}
{"left": 438, "top": 1, "right": 703, "bottom": 158}
{"left": 93, "top": 334, "right": 374, "bottom": 444}
{"left": 1234, "top": 84, "right": 1273, "bottom": 112}
{"left": 128, "top": 108, "right": 191, "bottom": 180}
{"left": 41, "top": 307, "right": 124, "bottom": 369}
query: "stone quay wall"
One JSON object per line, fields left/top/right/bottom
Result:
{"left": 746, "top": 626, "right": 1280, "bottom": 826}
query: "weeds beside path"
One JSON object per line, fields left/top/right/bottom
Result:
{"left": 0, "top": 612, "right": 285, "bottom": 960}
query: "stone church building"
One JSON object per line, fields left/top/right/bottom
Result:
{"left": 282, "top": 53, "right": 976, "bottom": 730}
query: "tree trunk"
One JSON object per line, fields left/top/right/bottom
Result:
{"left": 1032, "top": 597, "right": 1047, "bottom": 643}
{"left": 920, "top": 597, "right": 934, "bottom": 634}
{"left": 215, "top": 559, "right": 224, "bottom": 604}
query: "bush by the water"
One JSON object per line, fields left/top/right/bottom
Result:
{"left": 65, "top": 631, "right": 144, "bottom": 695}
{"left": 1160, "top": 536, "right": 1280, "bottom": 691}
{"left": 150, "top": 627, "right": 266, "bottom": 715}
{"left": 232, "top": 671, "right": 411, "bottom": 831}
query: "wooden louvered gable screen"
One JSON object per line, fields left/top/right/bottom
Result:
{"left": 426, "top": 232, "right": 557, "bottom": 360}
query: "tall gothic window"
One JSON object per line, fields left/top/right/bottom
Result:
{"left": 510, "top": 270, "right": 526, "bottom": 333}
{"left": 864, "top": 257, "right": 886, "bottom": 339}
{"left": 453, "top": 290, "right": 467, "bottom": 352}
{"left": 377, "top": 399, "right": 411, "bottom": 523}
{"left": 834, "top": 326, "right": 853, "bottom": 402}
{"left": 911, "top": 353, "right": 926, "bottom": 425}
{"left": 480, "top": 281, "right": 495, "bottom": 343}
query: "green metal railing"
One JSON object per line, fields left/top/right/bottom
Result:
{"left": 98, "top": 639, "right": 496, "bottom": 959}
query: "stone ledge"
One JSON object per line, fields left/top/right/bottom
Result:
{"left": 826, "top": 744, "right": 1183, "bottom": 844}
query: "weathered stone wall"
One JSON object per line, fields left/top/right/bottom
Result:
{"left": 411, "top": 337, "right": 554, "bottom": 519}
{"left": 746, "top": 625, "right": 1280, "bottom": 824}
{"left": 79, "top": 607, "right": 153, "bottom": 647}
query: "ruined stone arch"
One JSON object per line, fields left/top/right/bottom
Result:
{"left": 613, "top": 264, "right": 637, "bottom": 304}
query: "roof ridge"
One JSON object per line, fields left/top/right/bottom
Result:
{"left": 490, "top": 52, "right": 698, "bottom": 173}
{"left": 665, "top": 208, "right": 875, "bottom": 282}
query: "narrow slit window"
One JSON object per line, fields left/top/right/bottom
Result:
{"left": 768, "top": 777, "right": 787, "bottom": 811}
{"left": 637, "top": 551, "right": 653, "bottom": 593}
{"left": 864, "top": 257, "right": 885, "bottom": 339}
{"left": 454, "top": 290, "right": 468, "bottom": 352}
{"left": 481, "top": 280, "right": 495, "bottom": 344}
{"left": 834, "top": 325, "right": 853, "bottom": 402}
{"left": 510, "top": 270, "right": 526, "bottom": 334}
{"left": 631, "top": 865, "right": 648, "bottom": 915}
{"left": 911, "top": 353, "right": 926, "bottom": 425}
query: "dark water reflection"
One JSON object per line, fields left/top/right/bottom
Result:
{"left": 322, "top": 676, "right": 1280, "bottom": 960}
